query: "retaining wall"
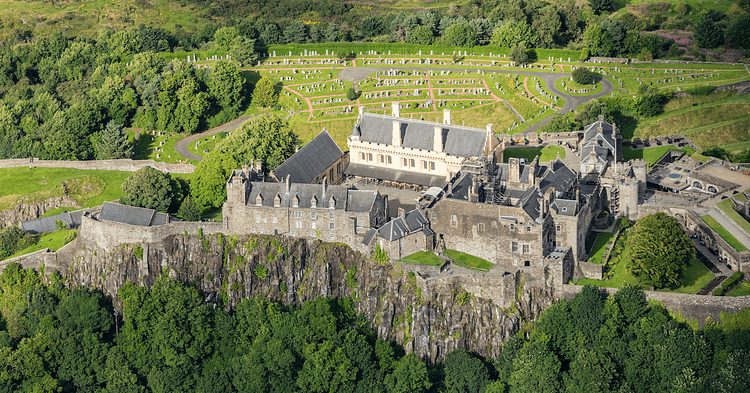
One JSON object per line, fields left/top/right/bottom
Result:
{"left": 0, "top": 158, "right": 195, "bottom": 173}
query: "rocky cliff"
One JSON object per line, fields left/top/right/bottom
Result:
{"left": 61, "top": 233, "right": 556, "bottom": 363}
{"left": 0, "top": 196, "right": 79, "bottom": 229}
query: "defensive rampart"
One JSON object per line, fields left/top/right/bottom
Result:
{"left": 0, "top": 158, "right": 195, "bottom": 173}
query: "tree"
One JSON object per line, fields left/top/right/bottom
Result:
{"left": 178, "top": 196, "right": 202, "bottom": 221}
{"left": 572, "top": 67, "right": 595, "bottom": 85}
{"left": 510, "top": 44, "right": 528, "bottom": 65}
{"left": 384, "top": 353, "right": 431, "bottom": 393}
{"left": 207, "top": 60, "right": 244, "bottom": 110}
{"left": 229, "top": 36, "right": 257, "bottom": 66}
{"left": 726, "top": 14, "right": 750, "bottom": 49}
{"left": 96, "top": 120, "right": 132, "bottom": 159}
{"left": 360, "top": 16, "right": 385, "bottom": 39}
{"left": 589, "top": 0, "right": 613, "bottom": 14}
{"left": 627, "top": 212, "right": 695, "bottom": 287}
{"left": 408, "top": 25, "right": 435, "bottom": 45}
{"left": 191, "top": 115, "right": 298, "bottom": 208}
{"left": 260, "top": 23, "right": 283, "bottom": 45}
{"left": 346, "top": 88, "right": 356, "bottom": 101}
{"left": 490, "top": 21, "right": 540, "bottom": 48}
{"left": 563, "top": 349, "right": 616, "bottom": 393}
{"left": 540, "top": 114, "right": 576, "bottom": 133}
{"left": 510, "top": 341, "right": 562, "bottom": 393}
{"left": 444, "top": 350, "right": 490, "bottom": 393}
{"left": 532, "top": 6, "right": 562, "bottom": 48}
{"left": 251, "top": 76, "right": 278, "bottom": 108}
{"left": 439, "top": 24, "right": 478, "bottom": 47}
{"left": 283, "top": 21, "right": 308, "bottom": 44}
{"left": 694, "top": 13, "right": 724, "bottom": 49}
{"left": 213, "top": 27, "right": 238, "bottom": 50}
{"left": 325, "top": 23, "right": 340, "bottom": 42}
{"left": 575, "top": 100, "right": 610, "bottom": 125}
{"left": 120, "top": 166, "right": 174, "bottom": 211}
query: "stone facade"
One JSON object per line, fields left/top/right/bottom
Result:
{"left": 0, "top": 158, "right": 195, "bottom": 173}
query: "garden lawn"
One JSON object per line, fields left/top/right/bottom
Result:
{"left": 656, "top": 258, "right": 714, "bottom": 294}
{"left": 716, "top": 199, "right": 750, "bottom": 234}
{"left": 701, "top": 215, "right": 748, "bottom": 252}
{"left": 7, "top": 230, "right": 76, "bottom": 260}
{"left": 0, "top": 167, "right": 131, "bottom": 212}
{"left": 728, "top": 282, "right": 750, "bottom": 297}
{"left": 622, "top": 145, "right": 696, "bottom": 166}
{"left": 400, "top": 251, "right": 443, "bottom": 266}
{"left": 502, "top": 146, "right": 566, "bottom": 163}
{"left": 445, "top": 249, "right": 493, "bottom": 271}
{"left": 587, "top": 230, "right": 616, "bottom": 265}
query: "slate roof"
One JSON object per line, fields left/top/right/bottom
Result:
{"left": 98, "top": 202, "right": 173, "bottom": 226}
{"left": 581, "top": 118, "right": 618, "bottom": 165}
{"left": 378, "top": 208, "right": 432, "bottom": 242}
{"left": 345, "top": 162, "right": 448, "bottom": 188}
{"left": 551, "top": 199, "right": 577, "bottom": 216}
{"left": 354, "top": 113, "right": 488, "bottom": 158}
{"left": 272, "top": 130, "right": 344, "bottom": 184}
{"left": 246, "top": 182, "right": 379, "bottom": 213}
{"left": 517, "top": 187, "right": 543, "bottom": 223}
{"left": 362, "top": 228, "right": 377, "bottom": 245}
{"left": 539, "top": 159, "right": 576, "bottom": 194}
{"left": 20, "top": 209, "right": 85, "bottom": 234}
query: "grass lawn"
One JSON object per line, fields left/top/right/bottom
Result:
{"left": 400, "top": 251, "right": 444, "bottom": 266}
{"left": 503, "top": 145, "right": 566, "bottom": 163}
{"left": 0, "top": 167, "right": 131, "bottom": 212}
{"left": 728, "top": 282, "right": 750, "bottom": 297}
{"left": 445, "top": 249, "right": 493, "bottom": 271}
{"left": 554, "top": 78, "right": 603, "bottom": 96}
{"left": 577, "top": 256, "right": 646, "bottom": 289}
{"left": 7, "top": 230, "right": 77, "bottom": 260}
{"left": 716, "top": 199, "right": 750, "bottom": 234}
{"left": 655, "top": 258, "right": 714, "bottom": 295}
{"left": 622, "top": 145, "right": 696, "bottom": 166}
{"left": 701, "top": 215, "right": 748, "bottom": 252}
{"left": 587, "top": 231, "right": 615, "bottom": 265}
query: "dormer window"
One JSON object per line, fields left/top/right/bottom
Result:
{"left": 311, "top": 196, "right": 317, "bottom": 208}
{"left": 329, "top": 196, "right": 335, "bottom": 209}
{"left": 256, "top": 194, "right": 262, "bottom": 206}
{"left": 293, "top": 195, "right": 299, "bottom": 208}
{"left": 274, "top": 194, "right": 281, "bottom": 207}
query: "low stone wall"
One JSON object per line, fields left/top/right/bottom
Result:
{"left": 0, "top": 158, "right": 195, "bottom": 174}
{"left": 0, "top": 238, "right": 76, "bottom": 275}
{"left": 417, "top": 269, "right": 518, "bottom": 309}
{"left": 77, "top": 215, "right": 226, "bottom": 250}
{"left": 714, "top": 80, "right": 750, "bottom": 93}
{"left": 562, "top": 284, "right": 750, "bottom": 326}
{"left": 575, "top": 261, "right": 603, "bottom": 280}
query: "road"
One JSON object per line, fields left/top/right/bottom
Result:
{"left": 174, "top": 116, "right": 254, "bottom": 162}
{"left": 338, "top": 66, "right": 614, "bottom": 133}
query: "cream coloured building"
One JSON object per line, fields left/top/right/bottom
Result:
{"left": 345, "top": 103, "right": 501, "bottom": 188}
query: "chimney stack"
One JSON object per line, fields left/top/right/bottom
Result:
{"left": 255, "top": 159, "right": 262, "bottom": 174}
{"left": 598, "top": 114, "right": 604, "bottom": 122}
{"left": 392, "top": 121, "right": 402, "bottom": 147}
{"left": 295, "top": 145, "right": 299, "bottom": 153}
{"left": 485, "top": 123, "right": 494, "bottom": 155}
{"left": 285, "top": 174, "right": 290, "bottom": 195}
{"left": 433, "top": 126, "right": 443, "bottom": 153}
{"left": 322, "top": 177, "right": 327, "bottom": 198}
{"left": 443, "top": 109, "right": 451, "bottom": 124}
{"left": 509, "top": 158, "right": 520, "bottom": 183}
{"left": 392, "top": 102, "right": 400, "bottom": 118}
{"left": 398, "top": 207, "right": 405, "bottom": 219}
{"left": 358, "top": 105, "right": 365, "bottom": 117}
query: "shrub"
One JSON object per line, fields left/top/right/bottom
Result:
{"left": 346, "top": 87, "right": 356, "bottom": 101}
{"left": 345, "top": 264, "right": 357, "bottom": 288}
{"left": 254, "top": 265, "right": 268, "bottom": 279}
{"left": 572, "top": 67, "right": 595, "bottom": 85}
{"left": 579, "top": 47, "right": 590, "bottom": 61}
{"left": 134, "top": 245, "right": 144, "bottom": 259}
{"left": 54, "top": 219, "right": 68, "bottom": 231}
{"left": 715, "top": 272, "right": 745, "bottom": 295}
{"left": 372, "top": 245, "right": 389, "bottom": 262}
{"left": 279, "top": 280, "right": 287, "bottom": 293}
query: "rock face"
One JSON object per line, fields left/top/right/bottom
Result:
{"left": 0, "top": 196, "right": 79, "bottom": 229}
{"left": 61, "top": 233, "right": 554, "bottom": 363}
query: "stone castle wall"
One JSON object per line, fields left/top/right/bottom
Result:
{"left": 0, "top": 158, "right": 195, "bottom": 174}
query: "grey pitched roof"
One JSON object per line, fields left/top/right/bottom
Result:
{"left": 246, "top": 182, "right": 378, "bottom": 213}
{"left": 582, "top": 119, "right": 616, "bottom": 149}
{"left": 354, "top": 113, "right": 488, "bottom": 158}
{"left": 539, "top": 159, "right": 576, "bottom": 194}
{"left": 98, "top": 202, "right": 166, "bottom": 226}
{"left": 517, "top": 187, "right": 543, "bottom": 223}
{"left": 447, "top": 173, "right": 473, "bottom": 200}
{"left": 378, "top": 217, "right": 410, "bottom": 241}
{"left": 551, "top": 199, "right": 576, "bottom": 216}
{"left": 347, "top": 190, "right": 378, "bottom": 213}
{"left": 21, "top": 211, "right": 75, "bottom": 234}
{"left": 345, "top": 162, "right": 448, "bottom": 188}
{"left": 404, "top": 209, "right": 429, "bottom": 232}
{"left": 272, "top": 130, "right": 344, "bottom": 184}
{"left": 362, "top": 228, "right": 377, "bottom": 245}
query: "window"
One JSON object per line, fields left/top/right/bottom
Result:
{"left": 510, "top": 223, "right": 514, "bottom": 230}
{"left": 367, "top": 153, "right": 373, "bottom": 161}
{"left": 526, "top": 226, "right": 531, "bottom": 233}
{"left": 293, "top": 198, "right": 298, "bottom": 207}
{"left": 523, "top": 244, "right": 529, "bottom": 254}
{"left": 402, "top": 158, "right": 408, "bottom": 167}
{"left": 387, "top": 156, "right": 392, "bottom": 164}
{"left": 274, "top": 197, "right": 280, "bottom": 207}
{"left": 329, "top": 199, "right": 335, "bottom": 209}
{"left": 562, "top": 207, "right": 567, "bottom": 212}
{"left": 478, "top": 223, "right": 485, "bottom": 232}
{"left": 310, "top": 212, "right": 317, "bottom": 219}
{"left": 556, "top": 225, "right": 561, "bottom": 232}
{"left": 329, "top": 212, "right": 334, "bottom": 220}
{"left": 451, "top": 214, "right": 457, "bottom": 227}
{"left": 330, "top": 232, "right": 335, "bottom": 239}
{"left": 378, "top": 154, "right": 384, "bottom": 163}
{"left": 311, "top": 198, "right": 317, "bottom": 208}
{"left": 295, "top": 221, "right": 302, "bottom": 228}
{"left": 512, "top": 242, "right": 518, "bottom": 252}
{"left": 255, "top": 216, "right": 260, "bottom": 223}
{"left": 524, "top": 261, "right": 531, "bottom": 267}
{"left": 409, "top": 159, "right": 415, "bottom": 167}
{"left": 311, "top": 222, "right": 317, "bottom": 229}
{"left": 295, "top": 211, "right": 301, "bottom": 218}
{"left": 431, "top": 212, "right": 436, "bottom": 218}
{"left": 360, "top": 152, "right": 365, "bottom": 160}
{"left": 256, "top": 195, "right": 262, "bottom": 206}
{"left": 422, "top": 160, "right": 427, "bottom": 169}
{"left": 330, "top": 223, "right": 335, "bottom": 230}
{"left": 312, "top": 231, "right": 317, "bottom": 237}
{"left": 290, "top": 230, "right": 296, "bottom": 236}
{"left": 272, "top": 217, "right": 278, "bottom": 223}
{"left": 430, "top": 161, "right": 436, "bottom": 171}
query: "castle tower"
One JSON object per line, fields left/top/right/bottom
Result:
{"left": 631, "top": 159, "right": 648, "bottom": 198}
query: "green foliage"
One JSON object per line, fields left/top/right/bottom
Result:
{"left": 490, "top": 21, "right": 539, "bottom": 48}
{"left": 345, "top": 264, "right": 357, "bottom": 288}
{"left": 54, "top": 219, "right": 68, "bottom": 231}
{"left": 444, "top": 350, "right": 490, "bottom": 393}
{"left": 207, "top": 60, "right": 245, "bottom": 111}
{"left": 96, "top": 121, "right": 133, "bottom": 160}
{"left": 134, "top": 245, "right": 144, "bottom": 260}
{"left": 694, "top": 12, "right": 724, "bottom": 49}
{"left": 213, "top": 27, "right": 238, "bottom": 51}
{"left": 510, "top": 44, "right": 528, "bottom": 65}
{"left": 627, "top": 213, "right": 695, "bottom": 288}
{"left": 572, "top": 67, "right": 594, "bottom": 85}
{"left": 251, "top": 76, "right": 278, "bottom": 108}
{"left": 120, "top": 166, "right": 174, "bottom": 212}
{"left": 346, "top": 87, "right": 356, "bottom": 101}
{"left": 589, "top": 0, "right": 613, "bottom": 13}
{"left": 385, "top": 353, "right": 432, "bottom": 393}
{"left": 254, "top": 265, "right": 268, "bottom": 279}
{"left": 579, "top": 48, "right": 590, "bottom": 61}
{"left": 178, "top": 196, "right": 203, "bottom": 222}
{"left": 0, "top": 226, "right": 25, "bottom": 260}
{"left": 229, "top": 36, "right": 258, "bottom": 66}
{"left": 714, "top": 272, "right": 744, "bottom": 296}
{"left": 456, "top": 290, "right": 472, "bottom": 306}
{"left": 372, "top": 244, "right": 389, "bottom": 263}
{"left": 279, "top": 280, "right": 287, "bottom": 293}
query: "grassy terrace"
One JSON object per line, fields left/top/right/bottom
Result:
{"left": 728, "top": 282, "right": 750, "bottom": 297}
{"left": 716, "top": 199, "right": 750, "bottom": 234}
{"left": 7, "top": 230, "right": 77, "bottom": 260}
{"left": 444, "top": 249, "right": 493, "bottom": 271}
{"left": 622, "top": 145, "right": 696, "bottom": 166}
{"left": 587, "top": 225, "right": 619, "bottom": 265}
{"left": 399, "top": 251, "right": 444, "bottom": 266}
{"left": 701, "top": 215, "right": 748, "bottom": 252}
{"left": 503, "top": 146, "right": 566, "bottom": 163}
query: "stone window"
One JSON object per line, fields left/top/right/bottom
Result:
{"left": 431, "top": 212, "right": 436, "bottom": 218}
{"left": 451, "top": 215, "right": 457, "bottom": 227}
{"left": 478, "top": 223, "right": 485, "bottom": 232}
{"left": 402, "top": 158, "right": 408, "bottom": 167}
{"left": 409, "top": 159, "right": 415, "bottom": 167}
{"left": 329, "top": 222, "right": 335, "bottom": 230}
{"left": 312, "top": 231, "right": 317, "bottom": 237}
{"left": 367, "top": 153, "right": 373, "bottom": 161}
{"left": 291, "top": 230, "right": 296, "bottom": 236}
{"left": 274, "top": 195, "right": 281, "bottom": 207}
{"left": 387, "top": 156, "right": 392, "bottom": 164}
{"left": 556, "top": 225, "right": 561, "bottom": 232}
{"left": 311, "top": 197, "right": 317, "bottom": 208}
{"left": 311, "top": 212, "right": 317, "bottom": 219}
{"left": 272, "top": 217, "right": 278, "bottom": 223}
{"left": 523, "top": 244, "right": 529, "bottom": 254}
{"left": 378, "top": 154, "right": 384, "bottom": 163}
{"left": 295, "top": 211, "right": 301, "bottom": 218}
{"left": 360, "top": 152, "right": 365, "bottom": 160}
{"left": 562, "top": 207, "right": 567, "bottom": 212}
{"left": 329, "top": 198, "right": 335, "bottom": 209}
{"left": 311, "top": 222, "right": 317, "bottom": 229}
{"left": 430, "top": 161, "right": 436, "bottom": 171}
{"left": 526, "top": 226, "right": 531, "bottom": 232}
{"left": 296, "top": 221, "right": 302, "bottom": 228}
{"left": 293, "top": 197, "right": 299, "bottom": 207}
{"left": 255, "top": 216, "right": 260, "bottom": 223}
{"left": 510, "top": 223, "right": 514, "bottom": 230}
{"left": 256, "top": 195, "right": 262, "bottom": 206}
{"left": 330, "top": 232, "right": 335, "bottom": 239}
{"left": 524, "top": 261, "right": 530, "bottom": 267}
{"left": 512, "top": 242, "right": 517, "bottom": 252}
{"left": 329, "top": 212, "right": 334, "bottom": 220}
{"left": 422, "top": 160, "right": 427, "bottom": 170}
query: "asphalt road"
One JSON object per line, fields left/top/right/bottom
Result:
{"left": 339, "top": 66, "right": 614, "bottom": 133}
{"left": 174, "top": 116, "right": 254, "bottom": 162}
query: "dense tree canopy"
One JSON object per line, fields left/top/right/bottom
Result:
{"left": 627, "top": 212, "right": 695, "bottom": 287}
{"left": 119, "top": 166, "right": 175, "bottom": 212}
{"left": 572, "top": 67, "right": 595, "bottom": 85}
{"left": 95, "top": 121, "right": 132, "bottom": 160}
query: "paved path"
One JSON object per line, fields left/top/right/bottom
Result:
{"left": 174, "top": 116, "right": 254, "bottom": 162}
{"left": 707, "top": 207, "right": 750, "bottom": 249}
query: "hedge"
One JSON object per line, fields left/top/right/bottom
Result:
{"left": 713, "top": 271, "right": 745, "bottom": 296}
